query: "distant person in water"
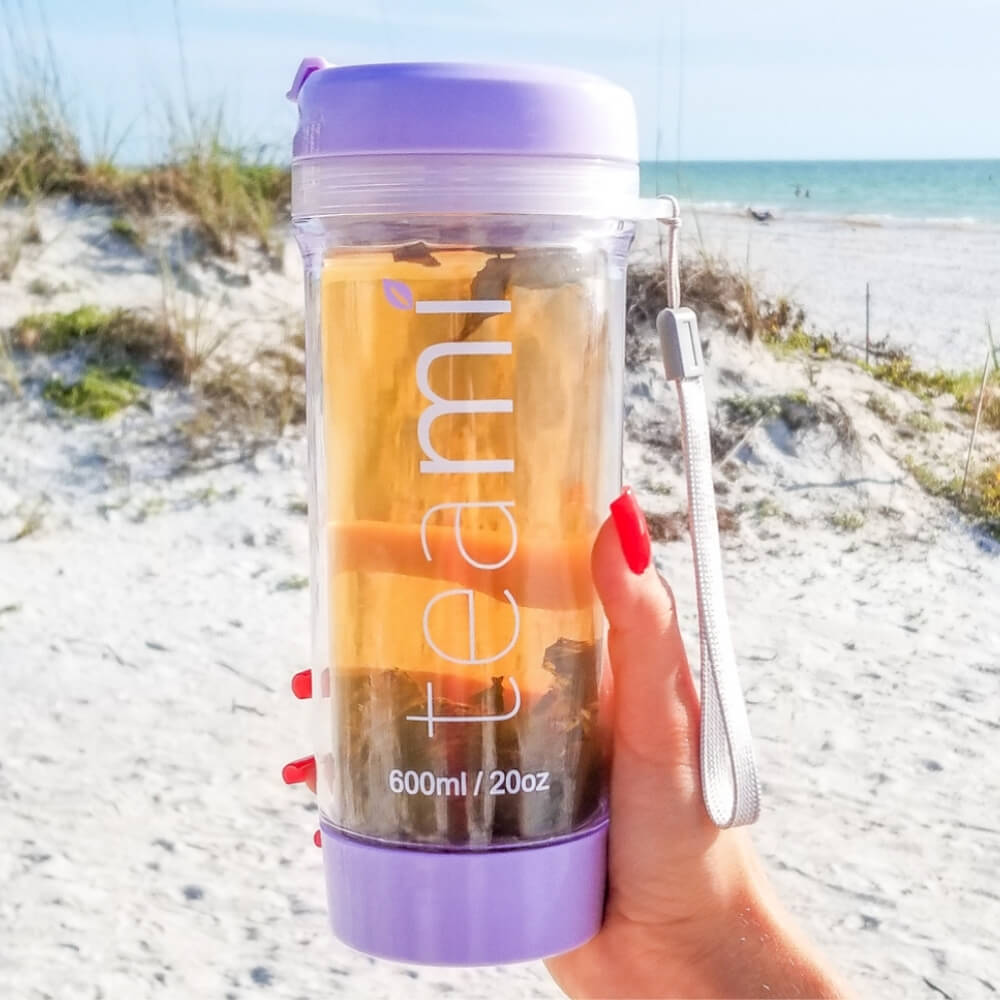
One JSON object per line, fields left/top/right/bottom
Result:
{"left": 292, "top": 492, "right": 849, "bottom": 998}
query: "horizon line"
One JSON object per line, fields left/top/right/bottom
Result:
{"left": 640, "top": 156, "right": 1000, "bottom": 165}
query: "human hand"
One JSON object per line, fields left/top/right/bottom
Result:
{"left": 281, "top": 487, "right": 847, "bottom": 998}
{"left": 544, "top": 487, "right": 848, "bottom": 999}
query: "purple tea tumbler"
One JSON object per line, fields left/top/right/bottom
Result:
{"left": 287, "top": 59, "right": 640, "bottom": 966}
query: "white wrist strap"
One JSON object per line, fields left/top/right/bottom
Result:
{"left": 654, "top": 197, "right": 761, "bottom": 828}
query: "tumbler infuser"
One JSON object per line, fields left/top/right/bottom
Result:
{"left": 286, "top": 59, "right": 759, "bottom": 966}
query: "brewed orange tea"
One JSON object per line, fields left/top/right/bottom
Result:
{"left": 318, "top": 244, "right": 617, "bottom": 845}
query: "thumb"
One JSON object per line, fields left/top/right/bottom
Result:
{"left": 594, "top": 487, "right": 701, "bottom": 779}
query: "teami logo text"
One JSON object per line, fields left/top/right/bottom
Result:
{"left": 382, "top": 278, "right": 521, "bottom": 738}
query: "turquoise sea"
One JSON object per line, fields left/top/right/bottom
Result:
{"left": 640, "top": 160, "right": 1000, "bottom": 225}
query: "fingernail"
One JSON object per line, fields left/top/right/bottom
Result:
{"left": 291, "top": 670, "right": 312, "bottom": 699}
{"left": 610, "top": 486, "right": 651, "bottom": 575}
{"left": 313, "top": 830, "right": 322, "bottom": 848}
{"left": 282, "top": 755, "right": 316, "bottom": 785}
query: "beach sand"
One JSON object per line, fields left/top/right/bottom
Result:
{"left": 1, "top": 201, "right": 998, "bottom": 998}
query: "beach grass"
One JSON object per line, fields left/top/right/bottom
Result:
{"left": 904, "top": 410, "right": 944, "bottom": 434}
{"left": 0, "top": 125, "right": 289, "bottom": 258}
{"left": 159, "top": 137, "right": 289, "bottom": 256}
{"left": 0, "top": 42, "right": 289, "bottom": 260}
{"left": 0, "top": 76, "right": 85, "bottom": 202}
{"left": 866, "top": 392, "right": 899, "bottom": 424}
{"left": 0, "top": 328, "right": 19, "bottom": 395}
{"left": 680, "top": 252, "right": 830, "bottom": 352}
{"left": 1, "top": 215, "right": 41, "bottom": 281}
{"left": 13, "top": 305, "right": 192, "bottom": 380}
{"left": 863, "top": 356, "right": 1000, "bottom": 430}
{"left": 721, "top": 390, "right": 811, "bottom": 426}
{"left": 628, "top": 256, "right": 834, "bottom": 363}
{"left": 9, "top": 500, "right": 45, "bottom": 542}
{"left": 906, "top": 458, "right": 1000, "bottom": 539}
{"left": 828, "top": 510, "right": 866, "bottom": 532}
{"left": 183, "top": 337, "right": 306, "bottom": 449}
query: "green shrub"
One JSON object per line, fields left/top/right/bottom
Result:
{"left": 43, "top": 365, "right": 140, "bottom": 419}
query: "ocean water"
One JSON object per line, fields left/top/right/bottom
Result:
{"left": 640, "top": 160, "right": 1000, "bottom": 225}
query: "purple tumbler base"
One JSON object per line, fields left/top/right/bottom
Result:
{"left": 319, "top": 819, "right": 608, "bottom": 966}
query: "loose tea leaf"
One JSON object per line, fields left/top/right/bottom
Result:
{"left": 468, "top": 675, "right": 508, "bottom": 714}
{"left": 537, "top": 637, "right": 599, "bottom": 721}
{"left": 518, "top": 638, "right": 602, "bottom": 836}
{"left": 460, "top": 249, "right": 590, "bottom": 338}
{"left": 392, "top": 242, "right": 442, "bottom": 267}
{"left": 473, "top": 249, "right": 590, "bottom": 290}
{"left": 331, "top": 638, "right": 603, "bottom": 846}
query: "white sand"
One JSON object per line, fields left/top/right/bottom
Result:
{"left": 636, "top": 210, "right": 1000, "bottom": 370}
{"left": 2, "top": 201, "right": 998, "bottom": 999}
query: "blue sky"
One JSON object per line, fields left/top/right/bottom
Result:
{"left": 6, "top": 0, "right": 1000, "bottom": 162}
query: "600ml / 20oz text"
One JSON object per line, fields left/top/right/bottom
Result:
{"left": 388, "top": 768, "right": 552, "bottom": 798}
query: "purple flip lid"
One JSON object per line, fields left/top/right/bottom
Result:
{"left": 287, "top": 58, "right": 638, "bottom": 164}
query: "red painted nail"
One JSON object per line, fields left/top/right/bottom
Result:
{"left": 282, "top": 755, "right": 316, "bottom": 785}
{"left": 291, "top": 670, "right": 312, "bottom": 699}
{"left": 313, "top": 830, "right": 322, "bottom": 847}
{"left": 610, "top": 486, "right": 651, "bottom": 575}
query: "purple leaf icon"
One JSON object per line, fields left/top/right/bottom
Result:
{"left": 382, "top": 278, "right": 414, "bottom": 311}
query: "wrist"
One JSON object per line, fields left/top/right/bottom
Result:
{"left": 688, "top": 858, "right": 849, "bottom": 999}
